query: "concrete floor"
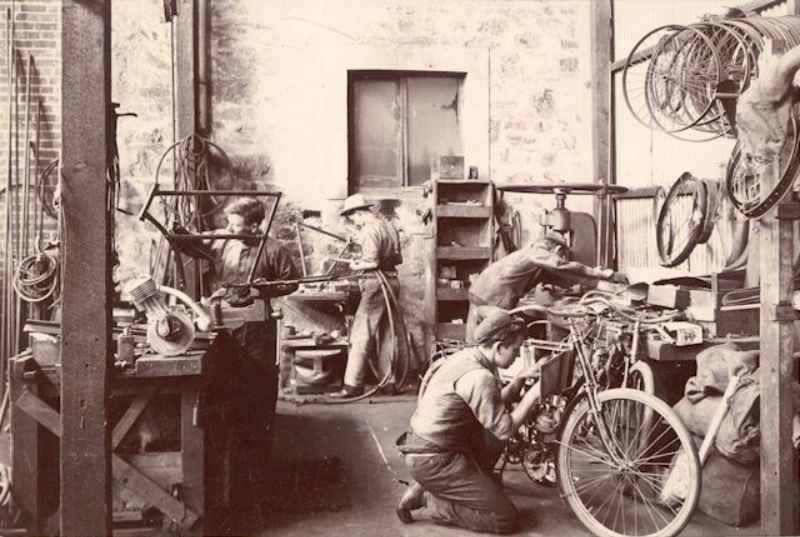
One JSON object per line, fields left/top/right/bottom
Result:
{"left": 260, "top": 393, "right": 761, "bottom": 537}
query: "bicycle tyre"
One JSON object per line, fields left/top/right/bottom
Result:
{"left": 628, "top": 361, "right": 655, "bottom": 398}
{"left": 656, "top": 172, "right": 708, "bottom": 267}
{"left": 556, "top": 388, "right": 700, "bottom": 537}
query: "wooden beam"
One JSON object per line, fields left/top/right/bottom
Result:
{"left": 591, "top": 0, "right": 614, "bottom": 267}
{"left": 174, "top": 0, "right": 201, "bottom": 297}
{"left": 111, "top": 388, "right": 156, "bottom": 449}
{"left": 60, "top": 1, "right": 112, "bottom": 536}
{"left": 175, "top": 0, "right": 197, "bottom": 139}
{"left": 759, "top": 204, "right": 799, "bottom": 536}
{"left": 15, "top": 391, "right": 199, "bottom": 531}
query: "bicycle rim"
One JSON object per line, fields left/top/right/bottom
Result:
{"left": 556, "top": 388, "right": 700, "bottom": 537}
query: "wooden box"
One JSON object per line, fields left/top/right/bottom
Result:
{"left": 647, "top": 284, "right": 690, "bottom": 309}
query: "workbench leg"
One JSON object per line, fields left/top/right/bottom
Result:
{"left": 10, "top": 358, "right": 39, "bottom": 534}
{"left": 181, "top": 392, "right": 205, "bottom": 535}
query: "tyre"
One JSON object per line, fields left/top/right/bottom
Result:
{"left": 627, "top": 361, "right": 655, "bottom": 396}
{"left": 556, "top": 388, "right": 700, "bottom": 537}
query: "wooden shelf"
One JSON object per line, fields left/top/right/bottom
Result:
{"left": 437, "top": 287, "right": 468, "bottom": 301}
{"left": 436, "top": 246, "right": 491, "bottom": 260}
{"left": 437, "top": 322, "right": 467, "bottom": 340}
{"left": 436, "top": 205, "right": 492, "bottom": 218}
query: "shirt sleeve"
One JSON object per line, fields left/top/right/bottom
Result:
{"left": 454, "top": 369, "right": 514, "bottom": 442}
{"left": 528, "top": 243, "right": 567, "bottom": 268}
{"left": 358, "top": 224, "right": 382, "bottom": 265}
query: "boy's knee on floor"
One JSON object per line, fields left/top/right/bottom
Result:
{"left": 492, "top": 504, "right": 519, "bottom": 534}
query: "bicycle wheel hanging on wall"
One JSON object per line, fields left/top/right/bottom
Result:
{"left": 725, "top": 108, "right": 800, "bottom": 218}
{"left": 656, "top": 172, "right": 709, "bottom": 267}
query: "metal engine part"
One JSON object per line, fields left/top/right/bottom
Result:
{"left": 522, "top": 440, "right": 556, "bottom": 485}
{"left": 146, "top": 307, "right": 196, "bottom": 356}
{"left": 124, "top": 275, "right": 204, "bottom": 356}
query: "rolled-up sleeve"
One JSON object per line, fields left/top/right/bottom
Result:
{"left": 454, "top": 369, "right": 514, "bottom": 442}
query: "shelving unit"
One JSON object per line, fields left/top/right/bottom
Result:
{"left": 424, "top": 179, "right": 494, "bottom": 347}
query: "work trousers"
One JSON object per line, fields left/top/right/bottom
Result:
{"left": 403, "top": 445, "right": 518, "bottom": 534}
{"left": 344, "top": 275, "right": 400, "bottom": 387}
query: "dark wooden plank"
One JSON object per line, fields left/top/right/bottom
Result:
{"left": 436, "top": 205, "right": 492, "bottom": 218}
{"left": 15, "top": 391, "right": 61, "bottom": 436}
{"left": 437, "top": 322, "right": 467, "bottom": 341}
{"left": 759, "top": 208, "right": 798, "bottom": 536}
{"left": 181, "top": 390, "right": 205, "bottom": 535}
{"left": 435, "top": 246, "right": 491, "bottom": 260}
{"left": 591, "top": 0, "right": 614, "bottom": 267}
{"left": 111, "top": 389, "right": 156, "bottom": 449}
{"left": 111, "top": 456, "right": 199, "bottom": 531}
{"left": 134, "top": 355, "right": 204, "bottom": 377}
{"left": 10, "top": 357, "right": 40, "bottom": 534}
{"left": 60, "top": 1, "right": 113, "bottom": 535}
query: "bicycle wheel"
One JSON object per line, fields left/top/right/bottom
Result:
{"left": 556, "top": 388, "right": 700, "bottom": 537}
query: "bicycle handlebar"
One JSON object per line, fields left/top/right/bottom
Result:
{"left": 510, "top": 296, "right": 684, "bottom": 324}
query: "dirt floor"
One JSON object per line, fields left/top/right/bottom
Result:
{"left": 259, "top": 392, "right": 762, "bottom": 537}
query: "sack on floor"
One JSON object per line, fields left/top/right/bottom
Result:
{"left": 697, "top": 443, "right": 760, "bottom": 527}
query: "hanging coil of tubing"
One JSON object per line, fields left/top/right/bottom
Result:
{"left": 12, "top": 157, "right": 61, "bottom": 304}
{"left": 150, "top": 134, "right": 234, "bottom": 285}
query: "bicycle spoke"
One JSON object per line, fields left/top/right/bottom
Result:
{"left": 556, "top": 438, "right": 614, "bottom": 468}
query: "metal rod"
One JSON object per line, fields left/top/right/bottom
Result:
{"left": 1, "top": 9, "right": 11, "bottom": 368}
{"left": 294, "top": 221, "right": 307, "bottom": 276}
{"left": 247, "top": 193, "right": 281, "bottom": 283}
{"left": 21, "top": 54, "right": 30, "bottom": 257}
{"left": 154, "top": 189, "right": 283, "bottom": 196}
{"left": 298, "top": 221, "right": 348, "bottom": 242}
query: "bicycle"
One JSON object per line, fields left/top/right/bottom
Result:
{"left": 505, "top": 300, "right": 701, "bottom": 537}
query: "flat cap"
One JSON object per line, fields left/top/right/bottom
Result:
{"left": 473, "top": 305, "right": 526, "bottom": 344}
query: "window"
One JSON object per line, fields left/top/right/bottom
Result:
{"left": 348, "top": 71, "right": 464, "bottom": 192}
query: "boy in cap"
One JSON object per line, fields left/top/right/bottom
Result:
{"left": 331, "top": 194, "right": 404, "bottom": 398}
{"left": 396, "top": 305, "right": 542, "bottom": 533}
{"left": 465, "top": 230, "right": 626, "bottom": 343}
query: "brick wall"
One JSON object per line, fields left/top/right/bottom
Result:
{"left": 0, "top": 0, "right": 61, "bottom": 273}
{"left": 0, "top": 0, "right": 60, "bottom": 358}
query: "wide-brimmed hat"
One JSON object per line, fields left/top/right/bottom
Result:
{"left": 339, "top": 193, "right": 374, "bottom": 216}
{"left": 473, "top": 305, "right": 526, "bottom": 345}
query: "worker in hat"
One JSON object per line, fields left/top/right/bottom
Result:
{"left": 395, "top": 305, "right": 542, "bottom": 533}
{"left": 465, "top": 230, "right": 626, "bottom": 343}
{"left": 330, "top": 193, "right": 404, "bottom": 398}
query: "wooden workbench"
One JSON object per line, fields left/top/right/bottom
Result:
{"left": 10, "top": 331, "right": 270, "bottom": 536}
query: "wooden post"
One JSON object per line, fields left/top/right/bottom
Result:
{"left": 590, "top": 0, "right": 615, "bottom": 268}
{"left": 174, "top": 0, "right": 201, "bottom": 297}
{"left": 60, "top": 1, "right": 112, "bottom": 536}
{"left": 760, "top": 203, "right": 799, "bottom": 536}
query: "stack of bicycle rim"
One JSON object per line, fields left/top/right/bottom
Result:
{"left": 623, "top": 15, "right": 800, "bottom": 141}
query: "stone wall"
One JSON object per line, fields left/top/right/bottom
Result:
{"left": 109, "top": 0, "right": 595, "bottom": 357}
{"left": 205, "top": 0, "right": 594, "bottom": 348}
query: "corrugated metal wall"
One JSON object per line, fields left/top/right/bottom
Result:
{"left": 613, "top": 0, "right": 790, "bottom": 275}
